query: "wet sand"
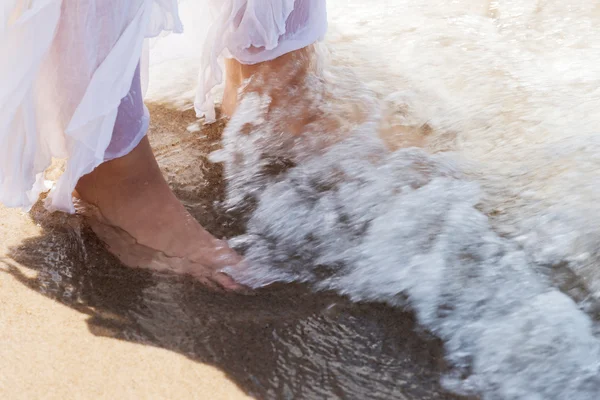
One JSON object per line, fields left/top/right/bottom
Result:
{"left": 0, "top": 103, "right": 461, "bottom": 400}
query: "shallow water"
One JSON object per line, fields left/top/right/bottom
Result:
{"left": 6, "top": 106, "right": 460, "bottom": 400}
{"left": 6, "top": 0, "right": 600, "bottom": 399}
{"left": 202, "top": 0, "right": 600, "bottom": 398}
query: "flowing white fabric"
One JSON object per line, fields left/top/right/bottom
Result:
{"left": 0, "top": 0, "right": 182, "bottom": 213}
{"left": 0, "top": 0, "right": 327, "bottom": 213}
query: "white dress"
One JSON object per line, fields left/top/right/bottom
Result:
{"left": 0, "top": 0, "right": 327, "bottom": 213}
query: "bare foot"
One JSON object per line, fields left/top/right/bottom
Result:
{"left": 222, "top": 46, "right": 360, "bottom": 162}
{"left": 222, "top": 46, "right": 321, "bottom": 135}
{"left": 223, "top": 46, "right": 428, "bottom": 153}
{"left": 75, "top": 137, "right": 242, "bottom": 289}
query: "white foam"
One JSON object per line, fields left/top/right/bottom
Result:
{"left": 150, "top": 1, "right": 600, "bottom": 398}
{"left": 220, "top": 98, "right": 600, "bottom": 398}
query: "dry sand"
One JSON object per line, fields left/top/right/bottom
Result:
{"left": 0, "top": 262, "right": 251, "bottom": 400}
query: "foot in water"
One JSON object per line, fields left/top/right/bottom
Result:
{"left": 74, "top": 137, "right": 242, "bottom": 290}
{"left": 222, "top": 46, "right": 320, "bottom": 137}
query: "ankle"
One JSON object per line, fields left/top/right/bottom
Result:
{"left": 75, "top": 137, "right": 164, "bottom": 207}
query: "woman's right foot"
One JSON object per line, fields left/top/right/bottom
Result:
{"left": 221, "top": 46, "right": 314, "bottom": 127}
{"left": 75, "top": 137, "right": 242, "bottom": 290}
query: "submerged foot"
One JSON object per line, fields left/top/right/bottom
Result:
{"left": 74, "top": 137, "right": 242, "bottom": 290}
{"left": 222, "top": 46, "right": 318, "bottom": 135}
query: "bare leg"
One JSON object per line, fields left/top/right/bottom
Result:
{"left": 75, "top": 137, "right": 242, "bottom": 289}
{"left": 222, "top": 58, "right": 243, "bottom": 118}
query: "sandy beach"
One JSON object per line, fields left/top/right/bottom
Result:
{"left": 4, "top": 1, "right": 600, "bottom": 398}
{"left": 0, "top": 262, "right": 251, "bottom": 400}
{"left": 0, "top": 105, "right": 251, "bottom": 400}
{"left": 0, "top": 103, "right": 455, "bottom": 400}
